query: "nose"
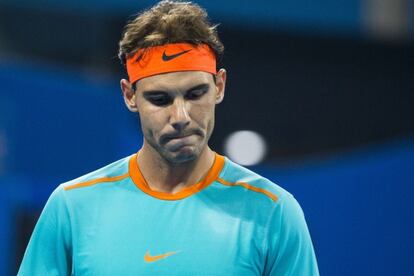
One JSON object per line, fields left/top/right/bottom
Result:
{"left": 170, "top": 98, "right": 190, "bottom": 131}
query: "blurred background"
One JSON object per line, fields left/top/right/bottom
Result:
{"left": 1, "top": 0, "right": 414, "bottom": 275}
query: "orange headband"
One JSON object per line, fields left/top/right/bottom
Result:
{"left": 126, "top": 43, "right": 216, "bottom": 84}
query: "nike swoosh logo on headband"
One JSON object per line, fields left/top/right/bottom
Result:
{"left": 162, "top": 49, "right": 192, "bottom": 61}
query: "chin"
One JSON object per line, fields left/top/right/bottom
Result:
{"left": 165, "top": 146, "right": 200, "bottom": 164}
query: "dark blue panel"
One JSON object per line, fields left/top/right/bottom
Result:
{"left": 3, "top": 0, "right": 362, "bottom": 34}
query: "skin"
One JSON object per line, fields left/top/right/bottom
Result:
{"left": 120, "top": 69, "right": 226, "bottom": 193}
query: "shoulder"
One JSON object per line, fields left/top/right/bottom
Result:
{"left": 60, "top": 155, "right": 132, "bottom": 191}
{"left": 217, "top": 156, "right": 293, "bottom": 204}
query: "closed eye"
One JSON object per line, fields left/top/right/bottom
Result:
{"left": 185, "top": 84, "right": 210, "bottom": 100}
{"left": 185, "top": 89, "right": 207, "bottom": 100}
{"left": 143, "top": 92, "right": 172, "bottom": 106}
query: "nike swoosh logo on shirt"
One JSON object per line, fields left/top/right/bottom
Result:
{"left": 144, "top": 250, "right": 179, "bottom": 263}
{"left": 162, "top": 49, "right": 192, "bottom": 61}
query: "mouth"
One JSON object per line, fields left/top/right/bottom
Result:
{"left": 167, "top": 133, "right": 193, "bottom": 141}
{"left": 161, "top": 130, "right": 203, "bottom": 144}
{"left": 160, "top": 130, "right": 203, "bottom": 151}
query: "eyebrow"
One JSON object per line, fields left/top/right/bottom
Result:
{"left": 141, "top": 83, "right": 210, "bottom": 96}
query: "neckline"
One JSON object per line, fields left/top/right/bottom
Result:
{"left": 128, "top": 152, "right": 225, "bottom": 200}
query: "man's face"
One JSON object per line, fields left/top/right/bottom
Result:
{"left": 122, "top": 70, "right": 226, "bottom": 164}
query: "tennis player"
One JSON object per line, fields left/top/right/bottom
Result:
{"left": 19, "top": 1, "right": 319, "bottom": 275}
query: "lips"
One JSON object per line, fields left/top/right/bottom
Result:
{"left": 161, "top": 129, "right": 203, "bottom": 145}
{"left": 165, "top": 135, "right": 197, "bottom": 151}
{"left": 167, "top": 134, "right": 193, "bottom": 140}
{"left": 161, "top": 130, "right": 203, "bottom": 152}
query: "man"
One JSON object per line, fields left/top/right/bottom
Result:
{"left": 19, "top": 1, "right": 319, "bottom": 275}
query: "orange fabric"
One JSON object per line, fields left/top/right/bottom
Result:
{"left": 144, "top": 251, "right": 179, "bottom": 263}
{"left": 216, "top": 177, "right": 278, "bottom": 202}
{"left": 64, "top": 173, "right": 129, "bottom": 191}
{"left": 126, "top": 43, "right": 216, "bottom": 83}
{"left": 129, "top": 152, "right": 225, "bottom": 200}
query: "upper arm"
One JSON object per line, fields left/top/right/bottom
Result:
{"left": 264, "top": 195, "right": 319, "bottom": 276}
{"left": 18, "top": 186, "right": 73, "bottom": 276}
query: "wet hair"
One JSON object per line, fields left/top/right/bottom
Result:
{"left": 118, "top": 0, "right": 224, "bottom": 66}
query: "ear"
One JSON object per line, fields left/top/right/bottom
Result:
{"left": 214, "top": 68, "right": 227, "bottom": 104}
{"left": 120, "top": 79, "right": 139, "bottom": 113}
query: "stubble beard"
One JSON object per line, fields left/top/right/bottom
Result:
{"left": 142, "top": 115, "right": 215, "bottom": 166}
{"left": 144, "top": 131, "right": 204, "bottom": 166}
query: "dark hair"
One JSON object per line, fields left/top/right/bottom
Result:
{"left": 118, "top": 0, "right": 224, "bottom": 66}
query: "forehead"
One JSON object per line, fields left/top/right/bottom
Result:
{"left": 135, "top": 71, "right": 214, "bottom": 93}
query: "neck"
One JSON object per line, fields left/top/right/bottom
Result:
{"left": 137, "top": 142, "right": 215, "bottom": 194}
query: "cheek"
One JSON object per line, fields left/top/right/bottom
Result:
{"left": 138, "top": 109, "right": 166, "bottom": 134}
{"left": 191, "top": 102, "right": 216, "bottom": 127}
{"left": 191, "top": 92, "right": 217, "bottom": 119}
